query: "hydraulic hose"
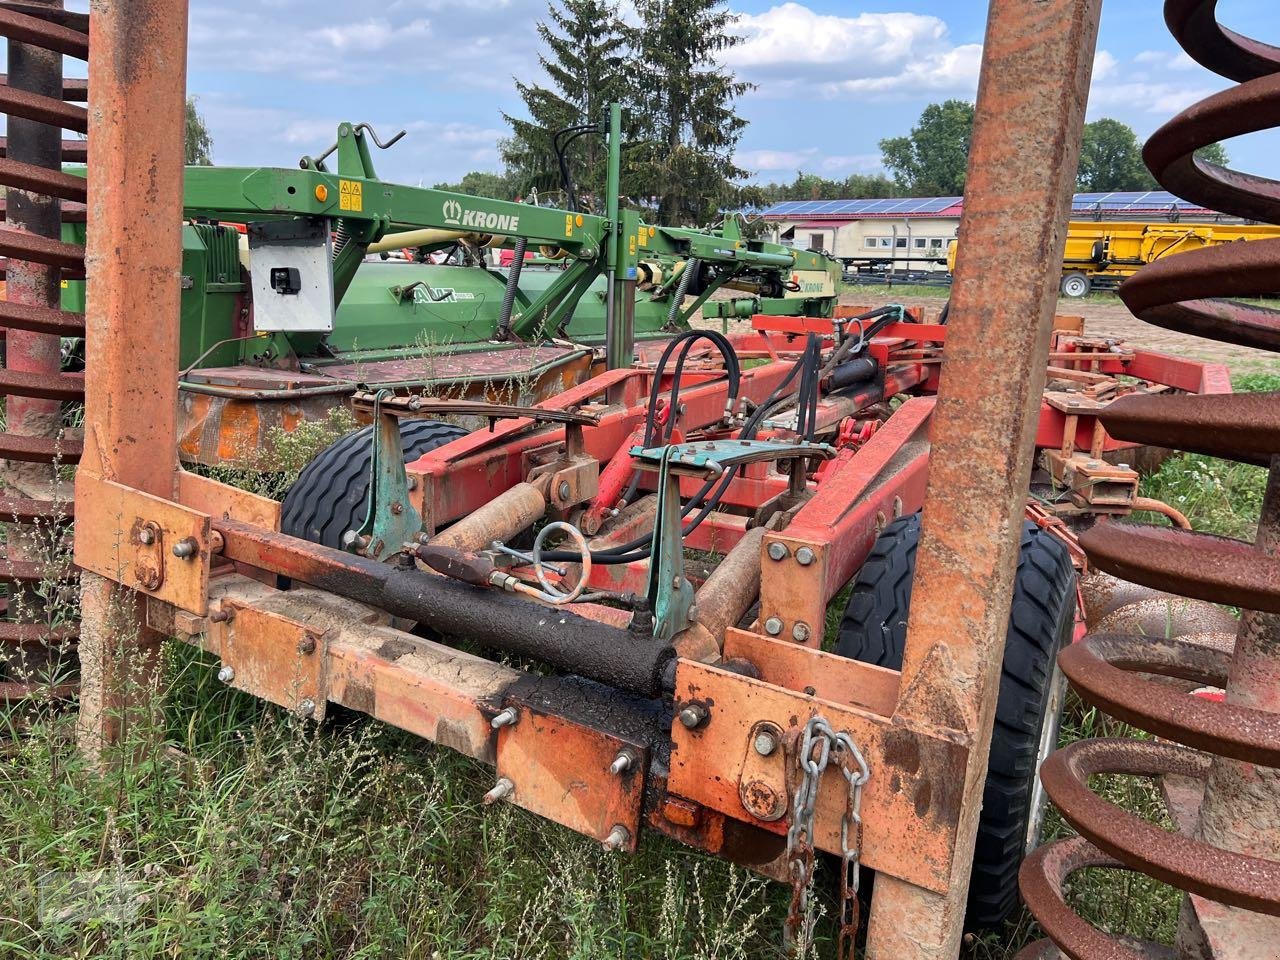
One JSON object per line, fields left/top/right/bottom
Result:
{"left": 496, "top": 236, "right": 528, "bottom": 342}
{"left": 553, "top": 334, "right": 821, "bottom": 566}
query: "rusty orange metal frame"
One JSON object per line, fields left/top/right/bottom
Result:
{"left": 72, "top": 2, "right": 1152, "bottom": 958}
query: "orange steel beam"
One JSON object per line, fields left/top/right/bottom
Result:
{"left": 76, "top": 0, "right": 190, "bottom": 752}
{"left": 863, "top": 1, "right": 1103, "bottom": 957}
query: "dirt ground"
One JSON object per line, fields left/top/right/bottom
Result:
{"left": 838, "top": 290, "right": 1280, "bottom": 376}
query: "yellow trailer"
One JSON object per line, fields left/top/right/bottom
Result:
{"left": 948, "top": 220, "right": 1280, "bottom": 297}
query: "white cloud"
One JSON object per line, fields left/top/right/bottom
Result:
{"left": 307, "top": 18, "right": 431, "bottom": 53}
{"left": 727, "top": 4, "right": 980, "bottom": 100}
{"left": 1092, "top": 50, "right": 1119, "bottom": 82}
{"left": 736, "top": 147, "right": 884, "bottom": 178}
{"left": 737, "top": 148, "right": 819, "bottom": 172}
{"left": 1134, "top": 49, "right": 1198, "bottom": 71}
{"left": 189, "top": 1, "right": 538, "bottom": 86}
{"left": 820, "top": 154, "right": 884, "bottom": 174}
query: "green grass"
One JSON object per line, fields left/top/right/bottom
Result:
{"left": 1, "top": 375, "right": 1272, "bottom": 958}
{"left": 838, "top": 281, "right": 951, "bottom": 300}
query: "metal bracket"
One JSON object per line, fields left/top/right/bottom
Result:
{"left": 212, "top": 599, "right": 331, "bottom": 720}
{"left": 494, "top": 701, "right": 646, "bottom": 851}
{"left": 631, "top": 439, "right": 836, "bottom": 641}
{"left": 647, "top": 446, "right": 696, "bottom": 642}
{"left": 74, "top": 471, "right": 212, "bottom": 614}
{"left": 353, "top": 389, "right": 422, "bottom": 560}
{"left": 669, "top": 658, "right": 969, "bottom": 894}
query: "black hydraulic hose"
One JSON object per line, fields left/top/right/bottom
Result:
{"left": 496, "top": 236, "right": 528, "bottom": 342}
{"left": 553, "top": 123, "right": 597, "bottom": 213}
{"left": 618, "top": 329, "right": 741, "bottom": 509}
{"left": 214, "top": 519, "right": 674, "bottom": 696}
{"left": 553, "top": 334, "right": 820, "bottom": 566}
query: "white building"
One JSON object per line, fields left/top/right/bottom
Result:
{"left": 762, "top": 191, "right": 1225, "bottom": 274}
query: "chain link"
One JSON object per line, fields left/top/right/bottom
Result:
{"left": 783, "top": 715, "right": 870, "bottom": 960}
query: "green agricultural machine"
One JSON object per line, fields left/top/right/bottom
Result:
{"left": 62, "top": 106, "right": 839, "bottom": 465}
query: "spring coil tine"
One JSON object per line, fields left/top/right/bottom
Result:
{"left": 0, "top": 7, "right": 87, "bottom": 58}
{"left": 1020, "top": 2, "right": 1280, "bottom": 956}
{"left": 1165, "top": 0, "right": 1280, "bottom": 84}
{"left": 0, "top": 8, "right": 89, "bottom": 701}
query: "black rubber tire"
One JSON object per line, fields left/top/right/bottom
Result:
{"left": 835, "top": 513, "right": 1075, "bottom": 930}
{"left": 280, "top": 419, "right": 467, "bottom": 550}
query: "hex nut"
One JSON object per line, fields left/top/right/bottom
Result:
{"left": 678, "top": 703, "right": 709, "bottom": 729}
{"left": 791, "top": 622, "right": 811, "bottom": 643}
{"left": 795, "top": 546, "right": 815, "bottom": 566}
{"left": 602, "top": 824, "right": 631, "bottom": 852}
{"left": 767, "top": 542, "right": 789, "bottom": 562}
{"left": 754, "top": 729, "right": 778, "bottom": 757}
{"left": 216, "top": 665, "right": 235, "bottom": 684}
{"left": 490, "top": 706, "right": 519, "bottom": 729}
{"left": 764, "top": 616, "right": 783, "bottom": 636}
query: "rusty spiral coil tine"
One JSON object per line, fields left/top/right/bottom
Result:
{"left": 1096, "top": 391, "right": 1277, "bottom": 466}
{"left": 1022, "top": 2, "right": 1280, "bottom": 956}
{"left": 1080, "top": 522, "right": 1280, "bottom": 613}
{"left": 1017, "top": 836, "right": 1176, "bottom": 960}
{"left": 1037, "top": 739, "right": 1280, "bottom": 915}
{"left": 1058, "top": 634, "right": 1280, "bottom": 764}
{"left": 0, "top": 3, "right": 88, "bottom": 702}
{"left": 1165, "top": 0, "right": 1280, "bottom": 82}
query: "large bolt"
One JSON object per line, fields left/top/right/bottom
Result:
{"left": 216, "top": 665, "right": 235, "bottom": 684}
{"left": 677, "top": 703, "right": 709, "bottom": 729}
{"left": 490, "top": 706, "right": 519, "bottom": 729}
{"left": 558, "top": 481, "right": 571, "bottom": 501}
{"left": 686, "top": 605, "right": 699, "bottom": 623}
{"left": 754, "top": 729, "right": 779, "bottom": 757}
{"left": 172, "top": 537, "right": 198, "bottom": 559}
{"left": 795, "top": 546, "right": 815, "bottom": 566}
{"left": 767, "top": 542, "right": 789, "bottom": 562}
{"left": 764, "top": 617, "right": 783, "bottom": 636}
{"left": 791, "top": 622, "right": 812, "bottom": 643}
{"left": 137, "top": 527, "right": 155, "bottom": 546}
{"left": 602, "top": 824, "right": 631, "bottom": 852}
{"left": 610, "top": 749, "right": 637, "bottom": 775}
{"left": 483, "top": 778, "right": 515, "bottom": 805}
{"left": 296, "top": 698, "right": 316, "bottom": 718}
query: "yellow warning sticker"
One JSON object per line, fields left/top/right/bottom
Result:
{"left": 629, "top": 235, "right": 637, "bottom": 256}
{"left": 338, "top": 179, "right": 363, "bottom": 212}
{"left": 636, "top": 228, "right": 647, "bottom": 249}
{"left": 565, "top": 213, "right": 574, "bottom": 238}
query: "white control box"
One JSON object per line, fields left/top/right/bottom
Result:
{"left": 248, "top": 219, "right": 335, "bottom": 333}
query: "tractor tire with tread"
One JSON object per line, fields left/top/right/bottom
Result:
{"left": 835, "top": 513, "right": 1075, "bottom": 930}
{"left": 281, "top": 419, "right": 467, "bottom": 550}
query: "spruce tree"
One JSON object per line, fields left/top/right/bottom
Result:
{"left": 630, "top": 0, "right": 751, "bottom": 225}
{"left": 501, "top": 0, "right": 630, "bottom": 206}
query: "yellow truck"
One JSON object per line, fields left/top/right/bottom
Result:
{"left": 948, "top": 220, "right": 1280, "bottom": 297}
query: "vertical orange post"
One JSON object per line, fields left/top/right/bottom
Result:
{"left": 76, "top": 0, "right": 189, "bottom": 751}
{"left": 864, "top": 1, "right": 1102, "bottom": 956}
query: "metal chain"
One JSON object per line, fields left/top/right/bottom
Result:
{"left": 783, "top": 715, "right": 870, "bottom": 960}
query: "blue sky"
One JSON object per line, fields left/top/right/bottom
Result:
{"left": 90, "top": 1, "right": 1280, "bottom": 190}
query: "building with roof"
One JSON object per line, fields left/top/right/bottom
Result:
{"left": 761, "top": 191, "right": 1232, "bottom": 273}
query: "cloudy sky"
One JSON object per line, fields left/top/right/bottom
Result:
{"left": 107, "top": 1, "right": 1280, "bottom": 189}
